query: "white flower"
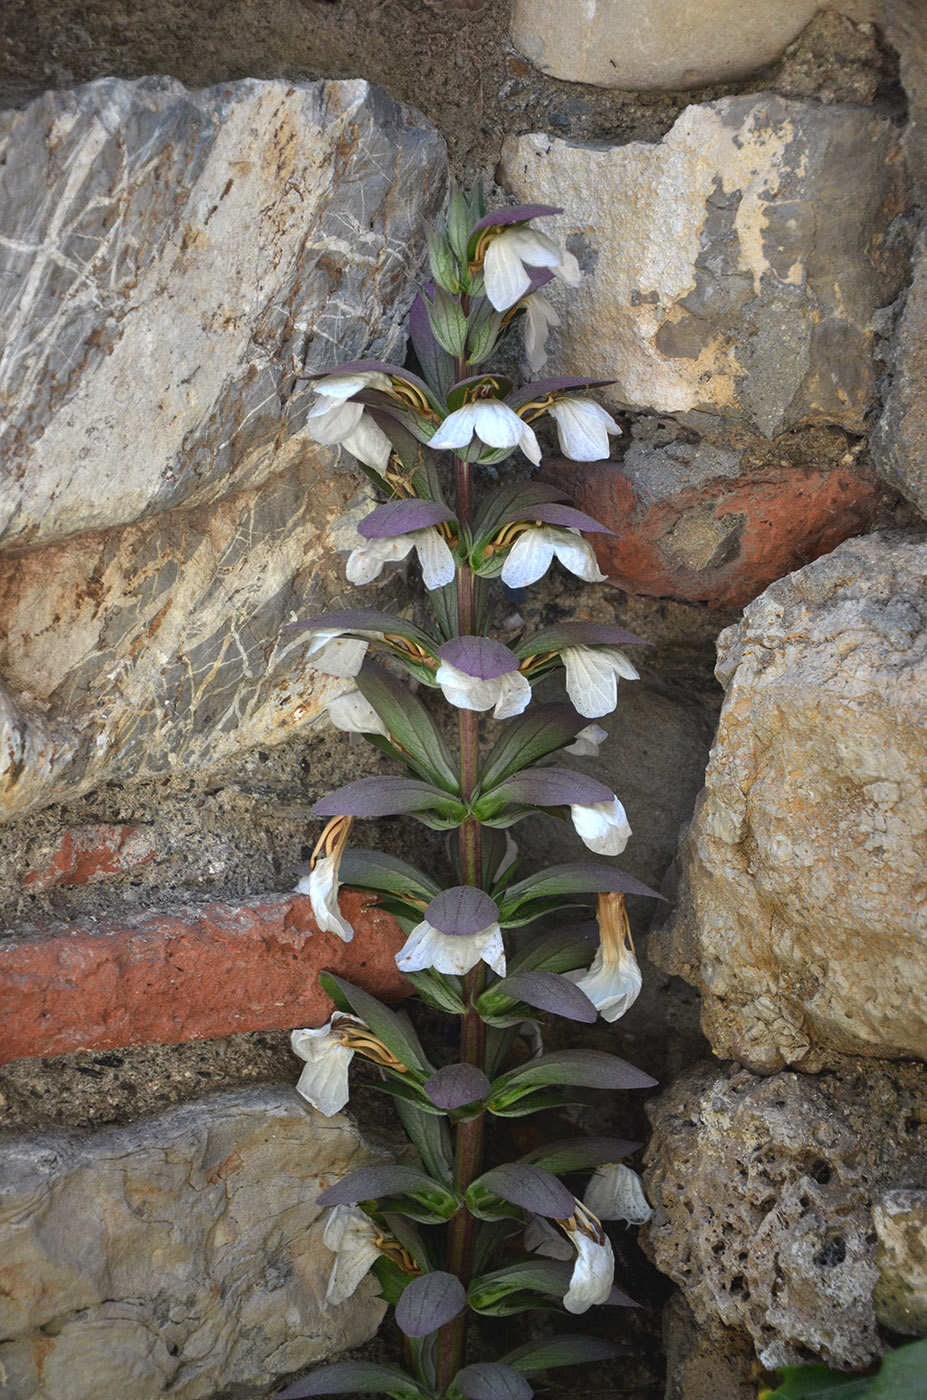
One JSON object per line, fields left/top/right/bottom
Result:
{"left": 570, "top": 891, "right": 643, "bottom": 1023}
{"left": 564, "top": 723, "right": 608, "bottom": 757}
{"left": 346, "top": 528, "right": 455, "bottom": 592}
{"left": 563, "top": 1217, "right": 615, "bottom": 1314}
{"left": 483, "top": 227, "right": 581, "bottom": 312}
{"left": 547, "top": 398, "right": 621, "bottom": 462}
{"left": 304, "top": 629, "right": 370, "bottom": 678}
{"left": 322, "top": 1204, "right": 383, "bottom": 1305}
{"left": 291, "top": 1016, "right": 355, "bottom": 1117}
{"left": 296, "top": 851, "right": 354, "bottom": 942}
{"left": 561, "top": 645, "right": 640, "bottom": 719}
{"left": 326, "top": 690, "right": 389, "bottom": 738}
{"left": 428, "top": 400, "right": 541, "bottom": 466}
{"left": 583, "top": 1165, "right": 652, "bottom": 1226}
{"left": 500, "top": 525, "right": 606, "bottom": 589}
{"left": 525, "top": 1204, "right": 615, "bottom": 1315}
{"left": 522, "top": 292, "right": 560, "bottom": 373}
{"left": 306, "top": 374, "right": 393, "bottom": 471}
{"left": 396, "top": 916, "right": 506, "bottom": 977}
{"left": 435, "top": 657, "right": 531, "bottom": 720}
{"left": 569, "top": 795, "right": 631, "bottom": 856}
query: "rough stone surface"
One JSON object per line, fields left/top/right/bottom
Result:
{"left": 21, "top": 824, "right": 159, "bottom": 890}
{"left": 0, "top": 76, "right": 443, "bottom": 549}
{"left": 644, "top": 1059, "right": 927, "bottom": 1370}
{"left": 500, "top": 96, "right": 909, "bottom": 437}
{"left": 662, "top": 1293, "right": 755, "bottom": 1400}
{"left": 872, "top": 236, "right": 927, "bottom": 518}
{"left": 546, "top": 424, "right": 888, "bottom": 607}
{"left": 873, "top": 1189, "right": 927, "bottom": 1335}
{"left": 0, "top": 889, "right": 408, "bottom": 1065}
{"left": 510, "top": 0, "right": 882, "bottom": 91}
{"left": 651, "top": 533, "right": 927, "bottom": 1072}
{"left": 0, "top": 1087, "right": 390, "bottom": 1399}
{"left": 0, "top": 74, "right": 445, "bottom": 824}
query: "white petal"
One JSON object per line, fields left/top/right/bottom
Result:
{"left": 313, "top": 372, "right": 392, "bottom": 400}
{"left": 491, "top": 669, "right": 532, "bottom": 720}
{"left": 583, "top": 1165, "right": 652, "bottom": 1226}
{"left": 306, "top": 398, "right": 364, "bottom": 440}
{"left": 346, "top": 535, "right": 413, "bottom": 586}
{"left": 547, "top": 529, "right": 607, "bottom": 584}
{"left": 483, "top": 228, "right": 565, "bottom": 312}
{"left": 548, "top": 399, "right": 621, "bottom": 462}
{"left": 561, "top": 645, "right": 638, "bottom": 718}
{"left": 563, "top": 1230, "right": 615, "bottom": 1314}
{"left": 572, "top": 943, "right": 642, "bottom": 1022}
{"left": 412, "top": 528, "right": 456, "bottom": 591}
{"left": 428, "top": 404, "right": 482, "bottom": 452}
{"left": 564, "top": 723, "right": 608, "bottom": 757}
{"left": 435, "top": 659, "right": 507, "bottom": 714}
{"left": 553, "top": 248, "right": 582, "bottom": 287}
{"left": 291, "top": 1021, "right": 354, "bottom": 1116}
{"left": 308, "top": 636, "right": 370, "bottom": 678}
{"left": 396, "top": 919, "right": 506, "bottom": 976}
{"left": 295, "top": 852, "right": 355, "bottom": 942}
{"left": 323, "top": 1205, "right": 382, "bottom": 1305}
{"left": 500, "top": 528, "right": 556, "bottom": 589}
{"left": 326, "top": 691, "right": 389, "bottom": 737}
{"left": 522, "top": 293, "right": 560, "bottom": 374}
{"left": 570, "top": 798, "right": 632, "bottom": 856}
{"left": 339, "top": 413, "right": 392, "bottom": 471}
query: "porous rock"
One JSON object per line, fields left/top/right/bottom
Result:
{"left": 0, "top": 76, "right": 446, "bottom": 822}
{"left": 0, "top": 1087, "right": 390, "bottom": 1399}
{"left": 872, "top": 1189, "right": 927, "bottom": 1335}
{"left": 510, "top": 0, "right": 882, "bottom": 91}
{"left": 644, "top": 1059, "right": 927, "bottom": 1370}
{"left": 651, "top": 533, "right": 927, "bottom": 1072}
{"left": 500, "top": 95, "right": 908, "bottom": 437}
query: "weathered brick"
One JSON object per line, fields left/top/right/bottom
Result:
{"left": 22, "top": 824, "right": 158, "bottom": 890}
{"left": 0, "top": 891, "right": 408, "bottom": 1065}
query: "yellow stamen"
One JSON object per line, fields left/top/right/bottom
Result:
{"left": 310, "top": 814, "right": 355, "bottom": 868}
{"left": 333, "top": 1021, "right": 409, "bottom": 1074}
{"left": 374, "top": 1235, "right": 419, "bottom": 1274}
{"left": 596, "top": 891, "right": 633, "bottom": 965}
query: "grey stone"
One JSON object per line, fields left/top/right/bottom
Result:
{"left": 873, "top": 1189, "right": 927, "bottom": 1335}
{"left": 644, "top": 1059, "right": 927, "bottom": 1370}
{"left": 0, "top": 76, "right": 445, "bottom": 550}
{"left": 651, "top": 533, "right": 927, "bottom": 1073}
{"left": 499, "top": 96, "right": 909, "bottom": 437}
{"left": 0, "top": 76, "right": 447, "bottom": 823}
{"left": 510, "top": 0, "right": 882, "bottom": 91}
{"left": 0, "top": 1087, "right": 391, "bottom": 1399}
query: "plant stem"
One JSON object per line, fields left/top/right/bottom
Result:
{"left": 435, "top": 454, "right": 487, "bottom": 1394}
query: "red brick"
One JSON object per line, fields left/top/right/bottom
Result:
{"left": 0, "top": 891, "right": 409, "bottom": 1065}
{"left": 546, "top": 457, "right": 887, "bottom": 608}
{"left": 22, "top": 824, "right": 158, "bottom": 890}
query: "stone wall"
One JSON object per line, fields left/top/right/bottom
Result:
{"left": 1, "top": 2, "right": 927, "bottom": 1398}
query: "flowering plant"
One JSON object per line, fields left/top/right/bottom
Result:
{"left": 282, "top": 186, "right": 659, "bottom": 1400}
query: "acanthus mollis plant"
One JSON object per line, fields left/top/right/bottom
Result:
{"left": 281, "top": 186, "right": 661, "bottom": 1400}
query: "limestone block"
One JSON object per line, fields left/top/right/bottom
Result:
{"left": 872, "top": 235, "right": 927, "bottom": 518}
{"left": 651, "top": 534, "right": 927, "bottom": 1072}
{"left": 0, "top": 1087, "right": 390, "bottom": 1399}
{"left": 511, "top": 0, "right": 882, "bottom": 91}
{"left": 644, "top": 1060, "right": 927, "bottom": 1370}
{"left": 0, "top": 77, "right": 446, "bottom": 823}
{"left": 873, "top": 1189, "right": 927, "bottom": 1335}
{"left": 0, "top": 76, "right": 444, "bottom": 550}
{"left": 499, "top": 97, "right": 908, "bottom": 436}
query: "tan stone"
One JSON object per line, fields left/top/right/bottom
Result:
{"left": 873, "top": 1189, "right": 927, "bottom": 1335}
{"left": 651, "top": 534, "right": 927, "bottom": 1073}
{"left": 0, "top": 1088, "right": 390, "bottom": 1399}
{"left": 511, "top": 0, "right": 882, "bottom": 90}
{"left": 500, "top": 97, "right": 908, "bottom": 438}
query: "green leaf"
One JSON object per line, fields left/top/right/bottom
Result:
{"left": 318, "top": 974, "right": 433, "bottom": 1076}
{"left": 504, "top": 925, "right": 599, "bottom": 976}
{"left": 479, "top": 706, "right": 589, "bottom": 789}
{"left": 277, "top": 1359, "right": 431, "bottom": 1398}
{"left": 355, "top": 662, "right": 459, "bottom": 792}
{"left": 427, "top": 283, "right": 470, "bottom": 356}
{"left": 314, "top": 776, "right": 468, "bottom": 831}
{"left": 465, "top": 298, "right": 504, "bottom": 367}
{"left": 339, "top": 849, "right": 441, "bottom": 904}
{"left": 868, "top": 1339, "right": 927, "bottom": 1397}
{"left": 488, "top": 1087, "right": 582, "bottom": 1119}
{"left": 404, "top": 969, "right": 467, "bottom": 1015}
{"left": 501, "top": 1334, "right": 621, "bottom": 1373}
{"left": 498, "top": 862, "right": 662, "bottom": 924}
{"left": 765, "top": 1341, "right": 927, "bottom": 1400}
{"left": 468, "top": 1163, "right": 575, "bottom": 1221}
{"left": 490, "top": 1049, "right": 656, "bottom": 1110}
{"left": 392, "top": 1094, "right": 455, "bottom": 1186}
{"left": 518, "top": 1136, "right": 641, "bottom": 1175}
{"left": 469, "top": 1257, "right": 572, "bottom": 1314}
